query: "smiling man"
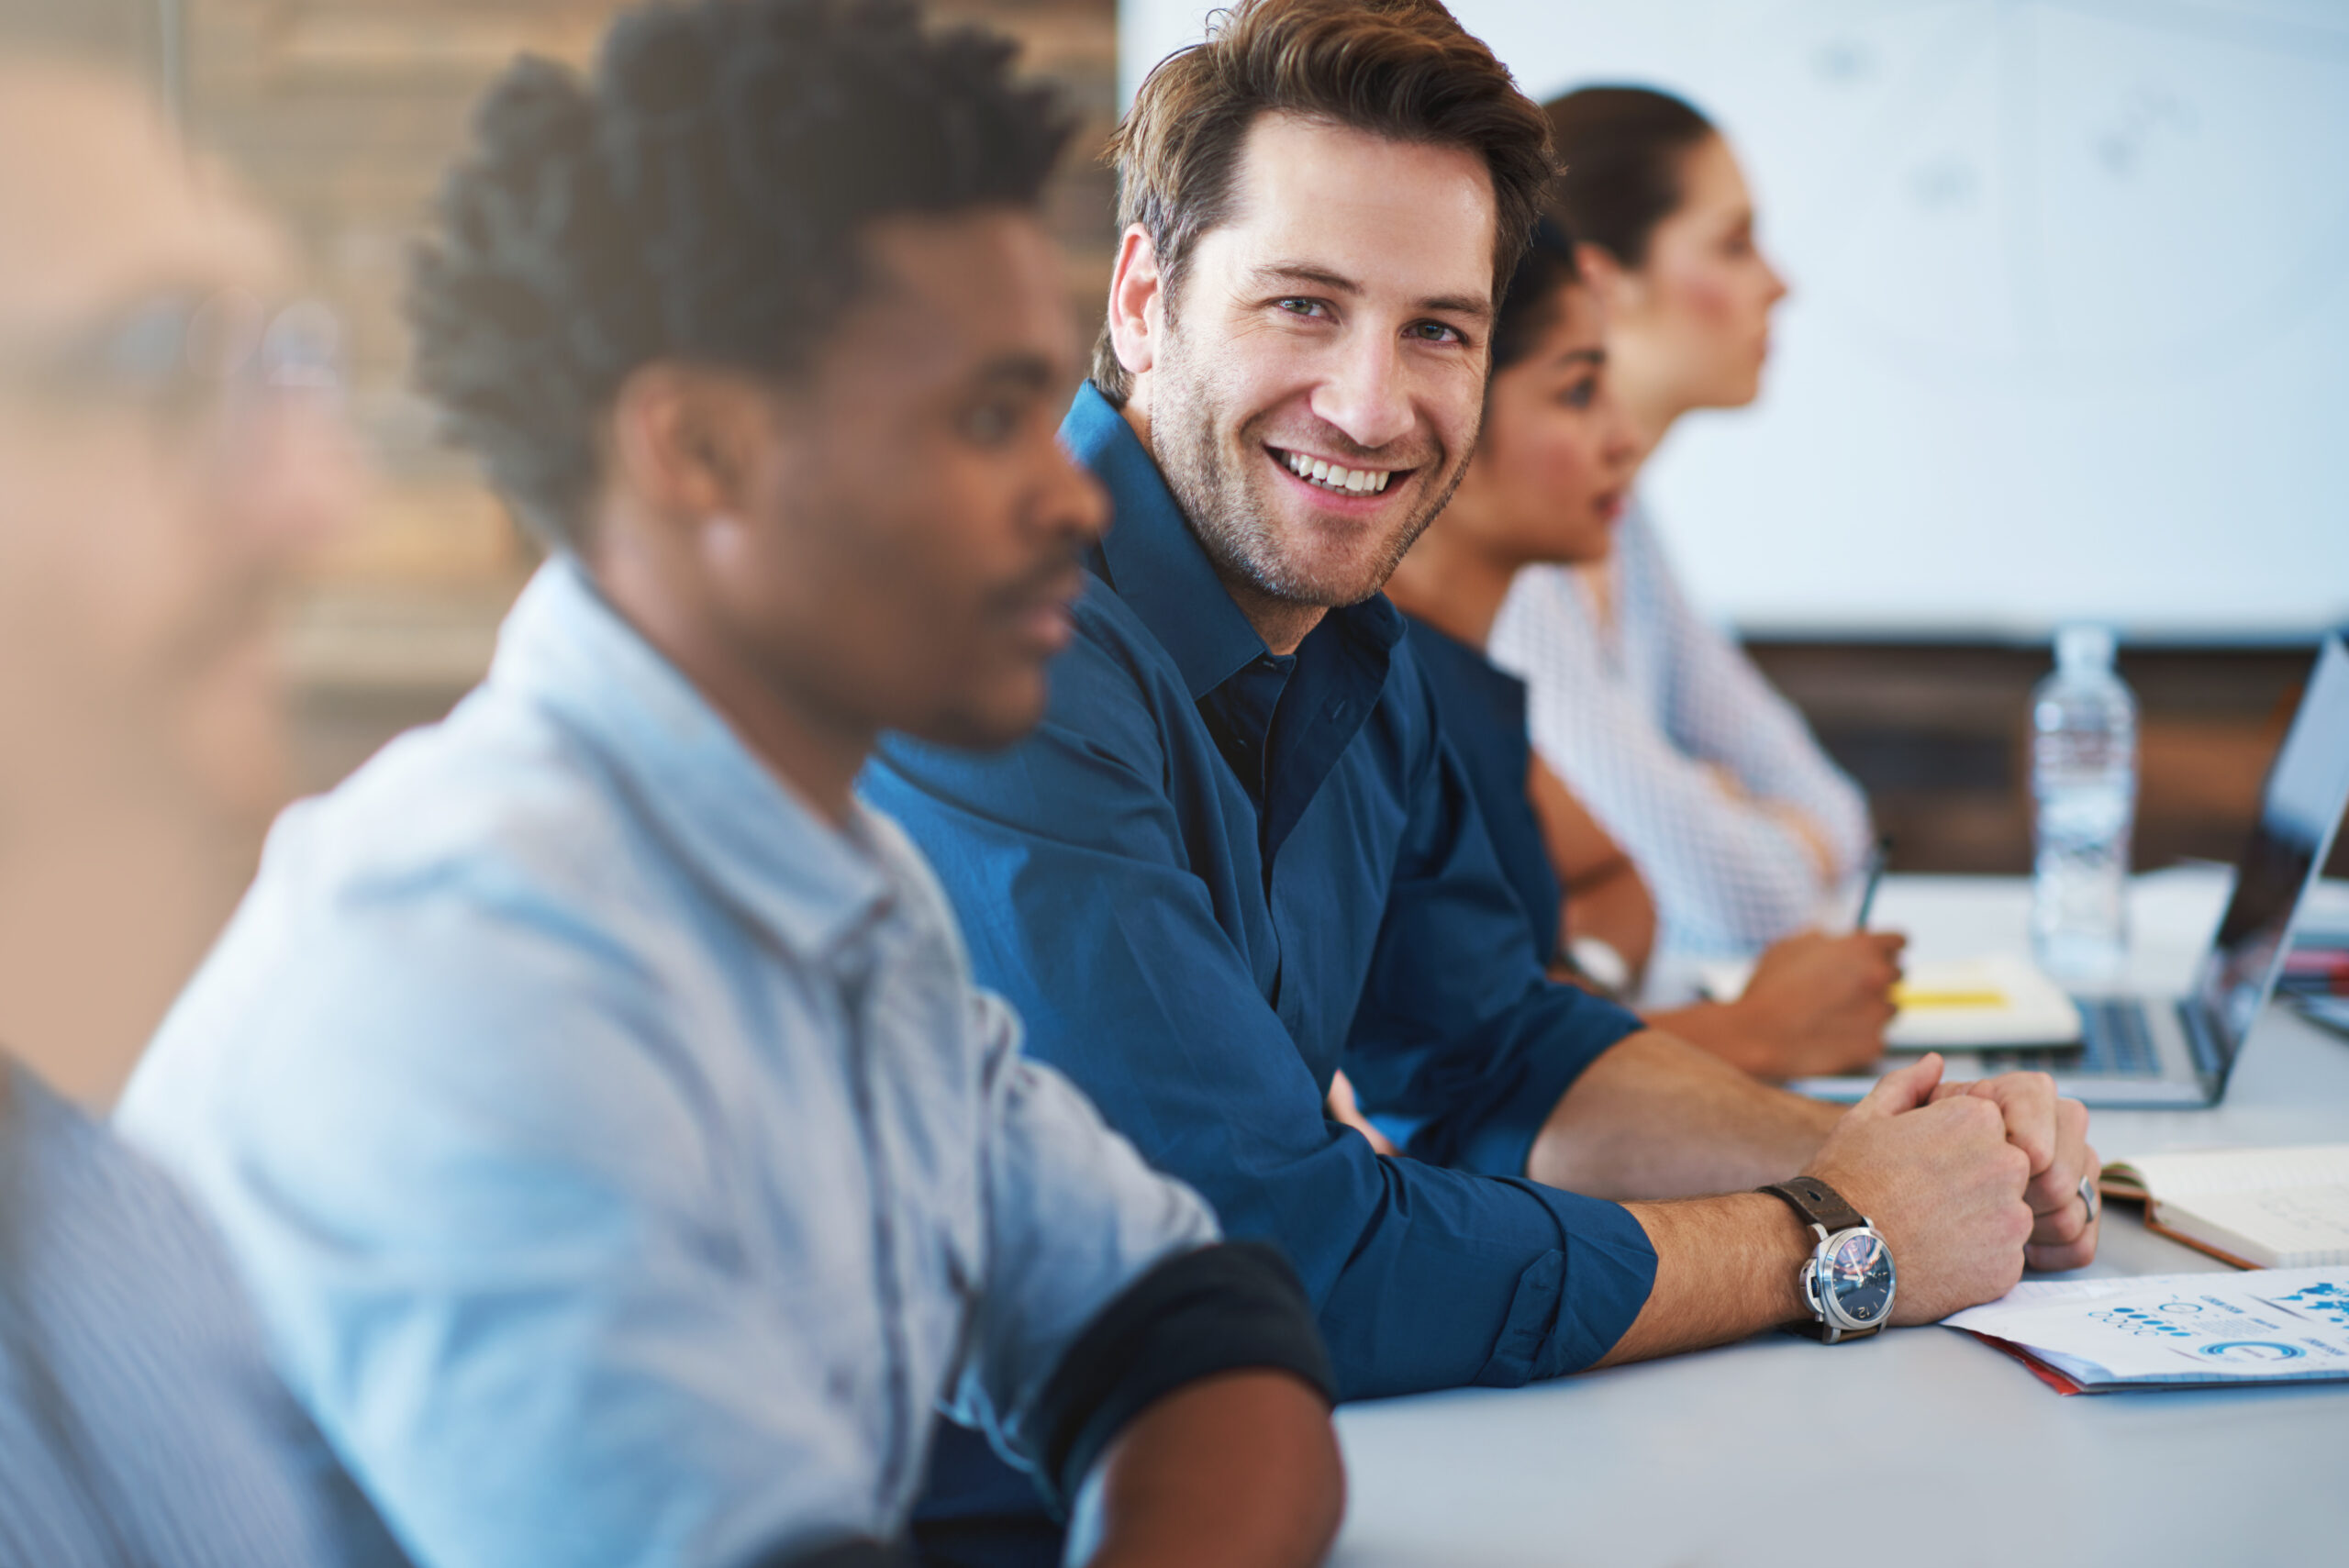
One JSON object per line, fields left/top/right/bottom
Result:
{"left": 1128, "top": 109, "right": 1497, "bottom": 654}
{"left": 114, "top": 4, "right": 1345, "bottom": 1567}
{"left": 867, "top": 1, "right": 2099, "bottom": 1558}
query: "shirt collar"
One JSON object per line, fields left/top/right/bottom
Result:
{"left": 487, "top": 557, "right": 896, "bottom": 964}
{"left": 1062, "top": 382, "right": 1272, "bottom": 702}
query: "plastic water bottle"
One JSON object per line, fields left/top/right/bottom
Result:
{"left": 2030, "top": 625, "right": 2137, "bottom": 983}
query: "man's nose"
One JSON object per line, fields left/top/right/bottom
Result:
{"left": 219, "top": 395, "right": 362, "bottom": 562}
{"left": 1308, "top": 328, "right": 1413, "bottom": 454}
{"left": 1602, "top": 407, "right": 1639, "bottom": 473}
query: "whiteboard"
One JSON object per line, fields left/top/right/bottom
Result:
{"left": 1119, "top": 0, "right": 2349, "bottom": 641}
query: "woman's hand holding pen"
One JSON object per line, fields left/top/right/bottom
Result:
{"left": 1725, "top": 928, "right": 1908, "bottom": 1078}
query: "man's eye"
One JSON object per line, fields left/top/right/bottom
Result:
{"left": 1407, "top": 321, "right": 1463, "bottom": 345}
{"left": 1275, "top": 297, "right": 1327, "bottom": 319}
{"left": 960, "top": 400, "right": 1020, "bottom": 446}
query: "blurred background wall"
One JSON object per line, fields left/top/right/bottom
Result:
{"left": 58, "top": 0, "right": 2339, "bottom": 878}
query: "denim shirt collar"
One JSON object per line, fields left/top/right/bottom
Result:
{"left": 1062, "top": 382, "right": 1274, "bottom": 702}
{"left": 488, "top": 557, "right": 895, "bottom": 963}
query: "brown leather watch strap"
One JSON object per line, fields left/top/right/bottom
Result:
{"left": 1757, "top": 1177, "right": 1868, "bottom": 1238}
{"left": 1759, "top": 1180, "right": 1885, "bottom": 1343}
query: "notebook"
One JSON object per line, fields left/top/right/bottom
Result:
{"left": 2291, "top": 993, "right": 2349, "bottom": 1039}
{"left": 1698, "top": 952, "right": 2082, "bottom": 1050}
{"left": 1945, "top": 1266, "right": 2349, "bottom": 1393}
{"left": 2099, "top": 1144, "right": 2349, "bottom": 1269}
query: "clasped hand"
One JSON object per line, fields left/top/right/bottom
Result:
{"left": 1928, "top": 1065, "right": 2101, "bottom": 1273}
{"left": 1805, "top": 1052, "right": 2098, "bottom": 1325}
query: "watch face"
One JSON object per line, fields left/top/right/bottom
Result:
{"left": 1822, "top": 1231, "right": 1895, "bottom": 1326}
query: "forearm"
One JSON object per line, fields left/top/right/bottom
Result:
{"left": 1525, "top": 1029, "right": 1840, "bottom": 1200}
{"left": 1642, "top": 999, "right": 1775, "bottom": 1076}
{"left": 1594, "top": 1193, "right": 1811, "bottom": 1367}
{"left": 1069, "top": 1370, "right": 1343, "bottom": 1568}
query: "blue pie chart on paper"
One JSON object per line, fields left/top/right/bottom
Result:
{"left": 2198, "top": 1340, "right": 2306, "bottom": 1363}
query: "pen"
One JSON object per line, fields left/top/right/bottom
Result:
{"left": 1854, "top": 838, "right": 1890, "bottom": 930}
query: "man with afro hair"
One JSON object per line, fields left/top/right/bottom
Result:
{"left": 118, "top": 3, "right": 1345, "bottom": 1566}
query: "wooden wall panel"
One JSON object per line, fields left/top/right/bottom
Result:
{"left": 168, "top": 0, "right": 1118, "bottom": 781}
{"left": 1747, "top": 642, "right": 2328, "bottom": 878}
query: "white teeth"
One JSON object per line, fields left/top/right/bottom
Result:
{"left": 1277, "top": 449, "right": 1396, "bottom": 495}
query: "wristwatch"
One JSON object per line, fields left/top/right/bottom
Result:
{"left": 1561, "top": 936, "right": 1631, "bottom": 999}
{"left": 1758, "top": 1177, "right": 1896, "bottom": 1343}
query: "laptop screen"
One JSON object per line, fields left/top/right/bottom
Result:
{"left": 2194, "top": 637, "right": 2349, "bottom": 1061}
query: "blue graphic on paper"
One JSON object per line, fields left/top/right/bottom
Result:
{"left": 2090, "top": 1305, "right": 2198, "bottom": 1340}
{"left": 2198, "top": 1340, "right": 2306, "bottom": 1363}
{"left": 2268, "top": 1282, "right": 2349, "bottom": 1332}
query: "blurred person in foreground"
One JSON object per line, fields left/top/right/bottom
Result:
{"left": 118, "top": 3, "right": 1343, "bottom": 1566}
{"left": 1381, "top": 219, "right": 1903, "bottom": 1080}
{"left": 0, "top": 41, "right": 345, "bottom": 1107}
{"left": 1486, "top": 87, "right": 1875, "bottom": 958}
{"left": 0, "top": 40, "right": 406, "bottom": 1568}
{"left": 864, "top": 1, "right": 2096, "bottom": 1560}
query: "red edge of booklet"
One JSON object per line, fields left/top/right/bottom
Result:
{"left": 1966, "top": 1331, "right": 2091, "bottom": 1396}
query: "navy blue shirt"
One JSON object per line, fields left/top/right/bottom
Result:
{"left": 1402, "top": 613, "right": 1565, "bottom": 964}
{"left": 867, "top": 384, "right": 1657, "bottom": 1401}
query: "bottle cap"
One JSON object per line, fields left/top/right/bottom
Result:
{"left": 2054, "top": 624, "right": 2116, "bottom": 675}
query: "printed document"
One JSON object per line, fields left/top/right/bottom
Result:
{"left": 1944, "top": 1268, "right": 2349, "bottom": 1389}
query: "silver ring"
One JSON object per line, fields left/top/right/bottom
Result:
{"left": 2077, "top": 1174, "right": 2101, "bottom": 1227}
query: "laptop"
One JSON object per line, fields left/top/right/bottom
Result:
{"left": 1794, "top": 634, "right": 2349, "bottom": 1109}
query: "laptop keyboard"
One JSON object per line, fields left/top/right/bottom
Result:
{"left": 1981, "top": 997, "right": 2160, "bottom": 1076}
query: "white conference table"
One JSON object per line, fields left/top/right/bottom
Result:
{"left": 1329, "top": 872, "right": 2349, "bottom": 1568}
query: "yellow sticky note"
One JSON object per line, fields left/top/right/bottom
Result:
{"left": 1892, "top": 986, "right": 2009, "bottom": 1011}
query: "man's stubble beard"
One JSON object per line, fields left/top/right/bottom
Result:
{"left": 1148, "top": 317, "right": 1472, "bottom": 612}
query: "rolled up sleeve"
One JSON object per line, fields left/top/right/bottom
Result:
{"left": 939, "top": 986, "right": 1218, "bottom": 1462}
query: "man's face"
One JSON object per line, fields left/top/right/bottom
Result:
{"left": 704, "top": 208, "right": 1107, "bottom": 751}
{"left": 0, "top": 66, "right": 350, "bottom": 822}
{"left": 1136, "top": 114, "right": 1497, "bottom": 615}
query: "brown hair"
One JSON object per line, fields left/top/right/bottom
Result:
{"left": 1092, "top": 0, "right": 1553, "bottom": 405}
{"left": 1544, "top": 85, "right": 1716, "bottom": 269}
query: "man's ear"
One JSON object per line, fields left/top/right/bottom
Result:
{"left": 1574, "top": 241, "right": 1640, "bottom": 319}
{"left": 1105, "top": 225, "right": 1165, "bottom": 384}
{"left": 607, "top": 363, "right": 774, "bottom": 530}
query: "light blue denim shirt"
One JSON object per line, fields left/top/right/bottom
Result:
{"left": 117, "top": 559, "right": 1219, "bottom": 1568}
